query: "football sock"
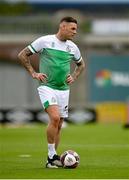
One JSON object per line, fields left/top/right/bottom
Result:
{"left": 48, "top": 143, "right": 57, "bottom": 159}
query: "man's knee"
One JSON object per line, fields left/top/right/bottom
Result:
{"left": 51, "top": 115, "right": 60, "bottom": 127}
{"left": 58, "top": 118, "right": 64, "bottom": 131}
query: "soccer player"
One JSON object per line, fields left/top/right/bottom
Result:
{"left": 18, "top": 16, "right": 85, "bottom": 168}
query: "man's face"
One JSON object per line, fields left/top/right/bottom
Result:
{"left": 61, "top": 22, "right": 77, "bottom": 40}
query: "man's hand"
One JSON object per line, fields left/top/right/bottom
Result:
{"left": 66, "top": 59, "right": 85, "bottom": 85}
{"left": 66, "top": 74, "right": 74, "bottom": 85}
{"left": 32, "top": 72, "right": 48, "bottom": 82}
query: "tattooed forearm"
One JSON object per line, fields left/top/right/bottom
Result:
{"left": 18, "top": 47, "right": 35, "bottom": 76}
{"left": 72, "top": 58, "right": 85, "bottom": 80}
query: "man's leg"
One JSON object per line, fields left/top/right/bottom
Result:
{"left": 54, "top": 89, "right": 69, "bottom": 151}
{"left": 46, "top": 105, "right": 60, "bottom": 144}
{"left": 45, "top": 105, "right": 62, "bottom": 168}
{"left": 55, "top": 117, "right": 64, "bottom": 150}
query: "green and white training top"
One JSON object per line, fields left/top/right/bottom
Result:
{"left": 28, "top": 34, "right": 82, "bottom": 90}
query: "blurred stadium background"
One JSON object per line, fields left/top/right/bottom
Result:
{"left": 0, "top": 0, "right": 129, "bottom": 126}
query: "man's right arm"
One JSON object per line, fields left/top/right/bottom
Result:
{"left": 18, "top": 47, "right": 47, "bottom": 82}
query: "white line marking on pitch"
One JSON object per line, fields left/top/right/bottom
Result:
{"left": 19, "top": 154, "right": 31, "bottom": 158}
{"left": 62, "top": 144, "right": 129, "bottom": 148}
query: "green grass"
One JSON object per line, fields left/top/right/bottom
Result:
{"left": 0, "top": 123, "right": 129, "bottom": 179}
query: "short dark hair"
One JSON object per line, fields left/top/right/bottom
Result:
{"left": 60, "top": 16, "right": 77, "bottom": 24}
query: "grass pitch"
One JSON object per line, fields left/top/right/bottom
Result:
{"left": 0, "top": 123, "right": 129, "bottom": 179}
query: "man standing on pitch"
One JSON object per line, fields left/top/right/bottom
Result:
{"left": 18, "top": 16, "right": 85, "bottom": 168}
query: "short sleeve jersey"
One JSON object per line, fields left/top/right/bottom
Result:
{"left": 28, "top": 34, "right": 82, "bottom": 90}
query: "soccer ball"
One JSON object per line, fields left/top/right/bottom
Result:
{"left": 60, "top": 150, "right": 80, "bottom": 168}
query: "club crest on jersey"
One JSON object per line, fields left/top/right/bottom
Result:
{"left": 51, "top": 42, "right": 55, "bottom": 48}
{"left": 66, "top": 45, "right": 71, "bottom": 52}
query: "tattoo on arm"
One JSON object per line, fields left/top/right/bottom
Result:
{"left": 72, "top": 59, "right": 85, "bottom": 80}
{"left": 76, "top": 61, "right": 82, "bottom": 66}
{"left": 18, "top": 47, "right": 35, "bottom": 76}
{"left": 24, "top": 47, "right": 33, "bottom": 56}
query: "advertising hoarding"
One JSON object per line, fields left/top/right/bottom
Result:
{"left": 88, "top": 54, "right": 129, "bottom": 102}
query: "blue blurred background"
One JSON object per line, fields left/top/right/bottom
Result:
{"left": 0, "top": 0, "right": 129, "bottom": 125}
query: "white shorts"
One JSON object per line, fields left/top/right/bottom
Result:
{"left": 37, "top": 86, "right": 69, "bottom": 118}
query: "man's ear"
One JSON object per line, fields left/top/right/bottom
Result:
{"left": 60, "top": 22, "right": 66, "bottom": 30}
